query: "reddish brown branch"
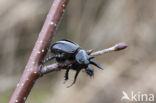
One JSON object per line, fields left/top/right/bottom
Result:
{"left": 9, "top": 0, "right": 69, "bottom": 103}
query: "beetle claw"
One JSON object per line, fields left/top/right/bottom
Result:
{"left": 90, "top": 60, "right": 103, "bottom": 70}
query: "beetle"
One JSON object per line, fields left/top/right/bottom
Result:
{"left": 42, "top": 39, "right": 103, "bottom": 87}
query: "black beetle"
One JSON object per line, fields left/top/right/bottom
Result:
{"left": 42, "top": 39, "right": 103, "bottom": 87}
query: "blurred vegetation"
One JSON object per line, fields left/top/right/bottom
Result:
{"left": 1, "top": 0, "right": 156, "bottom": 103}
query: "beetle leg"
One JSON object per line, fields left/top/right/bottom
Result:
{"left": 88, "top": 56, "right": 94, "bottom": 60}
{"left": 41, "top": 55, "right": 56, "bottom": 64}
{"left": 90, "top": 60, "right": 103, "bottom": 70}
{"left": 63, "top": 64, "right": 72, "bottom": 84}
{"left": 64, "top": 69, "right": 70, "bottom": 81}
{"left": 67, "top": 69, "right": 80, "bottom": 88}
{"left": 55, "top": 54, "right": 64, "bottom": 58}
{"left": 55, "top": 54, "right": 65, "bottom": 62}
{"left": 42, "top": 54, "right": 64, "bottom": 64}
{"left": 64, "top": 64, "right": 72, "bottom": 81}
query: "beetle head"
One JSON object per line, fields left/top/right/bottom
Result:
{"left": 85, "top": 65, "right": 94, "bottom": 76}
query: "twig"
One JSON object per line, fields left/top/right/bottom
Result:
{"left": 41, "top": 43, "right": 128, "bottom": 75}
{"left": 9, "top": 0, "right": 69, "bottom": 103}
{"left": 91, "top": 42, "right": 128, "bottom": 56}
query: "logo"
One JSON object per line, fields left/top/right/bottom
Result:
{"left": 121, "top": 91, "right": 155, "bottom": 102}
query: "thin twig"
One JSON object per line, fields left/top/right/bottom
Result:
{"left": 91, "top": 42, "right": 128, "bottom": 56}
{"left": 9, "top": 0, "right": 69, "bottom": 103}
{"left": 41, "top": 43, "right": 128, "bottom": 75}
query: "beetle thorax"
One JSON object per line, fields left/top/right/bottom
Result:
{"left": 75, "top": 49, "right": 89, "bottom": 65}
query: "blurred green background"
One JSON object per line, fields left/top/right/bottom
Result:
{"left": 1, "top": 0, "right": 156, "bottom": 103}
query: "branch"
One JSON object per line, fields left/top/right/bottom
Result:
{"left": 91, "top": 42, "right": 128, "bottom": 56}
{"left": 41, "top": 43, "right": 128, "bottom": 74}
{"left": 9, "top": 0, "right": 69, "bottom": 103}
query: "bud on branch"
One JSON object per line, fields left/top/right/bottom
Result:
{"left": 90, "top": 43, "right": 128, "bottom": 56}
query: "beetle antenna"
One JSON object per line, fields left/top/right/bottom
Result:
{"left": 90, "top": 60, "right": 103, "bottom": 70}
